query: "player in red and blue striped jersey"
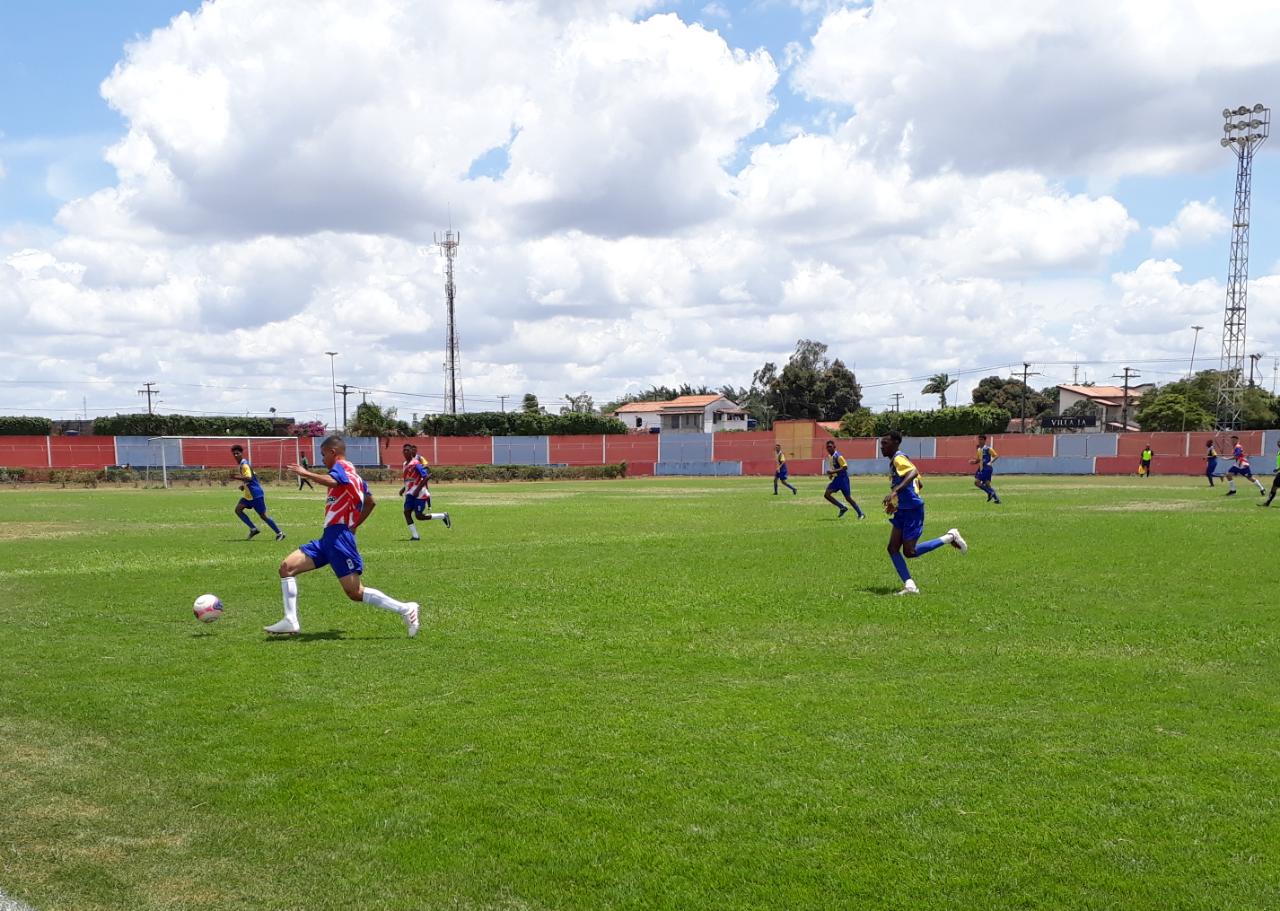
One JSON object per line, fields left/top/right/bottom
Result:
{"left": 880, "top": 431, "right": 967, "bottom": 596}
{"left": 399, "top": 443, "right": 450, "bottom": 539}
{"left": 266, "top": 435, "right": 420, "bottom": 637}
{"left": 1225, "top": 436, "right": 1265, "bottom": 497}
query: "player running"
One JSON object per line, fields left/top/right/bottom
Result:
{"left": 970, "top": 433, "right": 1001, "bottom": 503}
{"left": 773, "top": 443, "right": 797, "bottom": 495}
{"left": 1225, "top": 435, "right": 1265, "bottom": 497}
{"left": 1259, "top": 441, "right": 1280, "bottom": 507}
{"left": 823, "top": 439, "right": 865, "bottom": 519}
{"left": 266, "top": 435, "right": 420, "bottom": 637}
{"left": 231, "top": 444, "right": 284, "bottom": 541}
{"left": 881, "top": 431, "right": 966, "bottom": 596}
{"left": 399, "top": 443, "right": 450, "bottom": 540}
{"left": 1204, "top": 439, "right": 1223, "bottom": 487}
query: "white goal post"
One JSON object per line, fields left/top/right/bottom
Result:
{"left": 146, "top": 435, "right": 304, "bottom": 488}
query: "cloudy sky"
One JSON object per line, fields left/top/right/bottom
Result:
{"left": 3, "top": 0, "right": 1279, "bottom": 423}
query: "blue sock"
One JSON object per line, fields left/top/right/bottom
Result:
{"left": 913, "top": 538, "right": 945, "bottom": 556}
{"left": 988, "top": 486, "right": 999, "bottom": 501}
{"left": 237, "top": 511, "right": 256, "bottom": 530}
{"left": 263, "top": 515, "right": 281, "bottom": 534}
{"left": 852, "top": 502, "right": 864, "bottom": 518}
{"left": 890, "top": 551, "right": 911, "bottom": 582}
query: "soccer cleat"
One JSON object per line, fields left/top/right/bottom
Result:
{"left": 410, "top": 533, "right": 420, "bottom": 541}
{"left": 792, "top": 488, "right": 797, "bottom": 495}
{"left": 947, "top": 528, "right": 968, "bottom": 554}
{"left": 837, "top": 507, "right": 848, "bottom": 518}
{"left": 1226, "top": 490, "right": 1237, "bottom": 496}
{"left": 263, "top": 618, "right": 300, "bottom": 635}
{"left": 275, "top": 532, "right": 286, "bottom": 542}
{"left": 403, "top": 603, "right": 420, "bottom": 638}
{"left": 443, "top": 512, "right": 452, "bottom": 529}
{"left": 246, "top": 527, "right": 261, "bottom": 540}
{"left": 895, "top": 580, "right": 920, "bottom": 596}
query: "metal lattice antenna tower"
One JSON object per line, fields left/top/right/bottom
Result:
{"left": 1215, "top": 103, "right": 1269, "bottom": 430}
{"left": 435, "top": 229, "right": 461, "bottom": 415}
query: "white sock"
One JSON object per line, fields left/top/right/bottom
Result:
{"left": 429, "top": 513, "right": 446, "bottom": 520}
{"left": 407, "top": 522, "right": 418, "bottom": 537}
{"left": 362, "top": 586, "right": 411, "bottom": 615}
{"left": 1229, "top": 479, "right": 1237, "bottom": 491}
{"left": 941, "top": 532, "right": 955, "bottom": 544}
{"left": 1256, "top": 479, "right": 1265, "bottom": 492}
{"left": 281, "top": 577, "right": 298, "bottom": 625}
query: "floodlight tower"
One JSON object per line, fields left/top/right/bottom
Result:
{"left": 435, "top": 229, "right": 461, "bottom": 415}
{"left": 1215, "top": 103, "right": 1269, "bottom": 430}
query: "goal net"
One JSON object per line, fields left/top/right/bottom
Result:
{"left": 145, "top": 436, "right": 304, "bottom": 488}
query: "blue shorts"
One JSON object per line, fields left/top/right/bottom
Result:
{"left": 403, "top": 494, "right": 428, "bottom": 512}
{"left": 890, "top": 505, "right": 926, "bottom": 542}
{"left": 1207, "top": 459, "right": 1219, "bottom": 475}
{"left": 775, "top": 466, "right": 789, "bottom": 481}
{"left": 238, "top": 496, "right": 268, "bottom": 514}
{"left": 826, "top": 474, "right": 851, "bottom": 497}
{"left": 1228, "top": 465, "right": 1253, "bottom": 478}
{"left": 975, "top": 468, "right": 993, "bottom": 483}
{"left": 301, "top": 525, "right": 364, "bottom": 579}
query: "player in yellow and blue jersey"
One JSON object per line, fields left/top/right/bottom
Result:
{"left": 773, "top": 443, "right": 797, "bottom": 495}
{"left": 880, "top": 431, "right": 966, "bottom": 595}
{"left": 823, "top": 439, "right": 864, "bottom": 519}
{"left": 231, "top": 445, "right": 284, "bottom": 541}
{"left": 1225, "top": 435, "right": 1265, "bottom": 496}
{"left": 1204, "top": 439, "right": 1223, "bottom": 486}
{"left": 969, "top": 433, "right": 1001, "bottom": 503}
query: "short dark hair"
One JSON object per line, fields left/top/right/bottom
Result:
{"left": 884, "top": 430, "right": 903, "bottom": 445}
{"left": 230, "top": 445, "right": 243, "bottom": 454}
{"left": 320, "top": 435, "right": 346, "bottom": 453}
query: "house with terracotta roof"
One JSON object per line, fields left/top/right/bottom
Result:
{"left": 612, "top": 394, "right": 749, "bottom": 433}
{"left": 1057, "top": 383, "right": 1156, "bottom": 432}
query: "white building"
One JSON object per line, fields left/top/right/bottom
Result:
{"left": 612, "top": 395, "right": 749, "bottom": 433}
{"left": 1057, "top": 384, "right": 1155, "bottom": 432}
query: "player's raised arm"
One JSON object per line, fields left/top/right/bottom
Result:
{"left": 288, "top": 462, "right": 340, "bottom": 488}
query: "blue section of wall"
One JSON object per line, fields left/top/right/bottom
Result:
{"left": 655, "top": 461, "right": 742, "bottom": 476}
{"left": 843, "top": 459, "right": 885, "bottom": 476}
{"left": 1052, "top": 434, "right": 1088, "bottom": 457}
{"left": 659, "top": 434, "right": 714, "bottom": 462}
{"left": 1087, "top": 434, "right": 1118, "bottom": 456}
{"left": 115, "top": 436, "right": 183, "bottom": 468}
{"left": 493, "top": 436, "right": 549, "bottom": 465}
{"left": 898, "top": 437, "right": 935, "bottom": 459}
{"left": 997, "top": 456, "right": 1095, "bottom": 475}
{"left": 311, "top": 436, "right": 380, "bottom": 467}
{"left": 1262, "top": 430, "right": 1280, "bottom": 471}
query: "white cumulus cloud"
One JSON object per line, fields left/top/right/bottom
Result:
{"left": 1150, "top": 199, "right": 1230, "bottom": 250}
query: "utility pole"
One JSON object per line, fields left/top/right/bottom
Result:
{"left": 498, "top": 394, "right": 509, "bottom": 413}
{"left": 1017, "top": 362, "right": 1042, "bottom": 433}
{"left": 336, "top": 384, "right": 355, "bottom": 431}
{"left": 1215, "top": 102, "right": 1270, "bottom": 429}
{"left": 138, "top": 382, "right": 159, "bottom": 415}
{"left": 1248, "top": 353, "right": 1263, "bottom": 387}
{"left": 889, "top": 393, "right": 904, "bottom": 412}
{"left": 1113, "top": 367, "right": 1141, "bottom": 432}
{"left": 1072, "top": 364, "right": 1079, "bottom": 384}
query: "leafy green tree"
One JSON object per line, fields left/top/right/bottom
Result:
{"left": 561, "top": 392, "right": 596, "bottom": 415}
{"left": 0, "top": 416, "right": 53, "bottom": 435}
{"left": 838, "top": 408, "right": 877, "bottom": 437}
{"left": 921, "top": 373, "right": 958, "bottom": 409}
{"left": 1135, "top": 392, "right": 1213, "bottom": 431}
{"left": 971, "top": 376, "right": 1052, "bottom": 417}
{"left": 757, "top": 339, "right": 862, "bottom": 421}
{"left": 349, "top": 402, "right": 413, "bottom": 439}
{"left": 873, "top": 406, "right": 1011, "bottom": 437}
{"left": 521, "top": 394, "right": 542, "bottom": 414}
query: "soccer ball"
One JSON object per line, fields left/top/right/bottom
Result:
{"left": 193, "top": 594, "right": 224, "bottom": 623}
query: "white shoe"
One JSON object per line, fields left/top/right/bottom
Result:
{"left": 403, "top": 603, "right": 420, "bottom": 638}
{"left": 895, "top": 580, "right": 920, "bottom": 596}
{"left": 410, "top": 534, "right": 420, "bottom": 541}
{"left": 263, "top": 618, "right": 300, "bottom": 635}
{"left": 947, "top": 528, "right": 968, "bottom": 554}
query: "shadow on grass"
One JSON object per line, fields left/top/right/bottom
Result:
{"left": 859, "top": 585, "right": 901, "bottom": 596}
{"left": 262, "top": 630, "right": 347, "bottom": 642}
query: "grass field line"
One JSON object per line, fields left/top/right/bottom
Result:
{"left": 0, "top": 887, "right": 37, "bottom": 911}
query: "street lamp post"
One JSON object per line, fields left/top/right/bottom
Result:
{"left": 1188, "top": 325, "right": 1204, "bottom": 378}
{"left": 325, "top": 351, "right": 339, "bottom": 431}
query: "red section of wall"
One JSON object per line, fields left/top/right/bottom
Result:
{"left": 550, "top": 435, "right": 606, "bottom": 466}
{"left": 379, "top": 436, "right": 436, "bottom": 466}
{"left": 742, "top": 459, "right": 779, "bottom": 476}
{"left": 934, "top": 437, "right": 977, "bottom": 458}
{"left": 435, "top": 437, "right": 492, "bottom": 465}
{"left": 914, "top": 458, "right": 976, "bottom": 476}
{"left": 788, "top": 458, "right": 825, "bottom": 476}
{"left": 1095, "top": 455, "right": 1206, "bottom": 476}
{"left": 625, "top": 461, "right": 655, "bottom": 476}
{"left": 831, "top": 438, "right": 877, "bottom": 459}
{"left": 182, "top": 438, "right": 249, "bottom": 469}
{"left": 606, "top": 435, "right": 659, "bottom": 464}
{"left": 989, "top": 435, "right": 1054, "bottom": 457}
{"left": 712, "top": 431, "right": 775, "bottom": 463}
{"left": 50, "top": 437, "right": 117, "bottom": 469}
{"left": 0, "top": 436, "right": 49, "bottom": 468}
{"left": 1116, "top": 432, "right": 1189, "bottom": 457}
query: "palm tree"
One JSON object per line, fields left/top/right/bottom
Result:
{"left": 922, "top": 373, "right": 958, "bottom": 409}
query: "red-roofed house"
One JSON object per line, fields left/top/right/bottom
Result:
{"left": 612, "top": 395, "right": 749, "bottom": 433}
{"left": 1057, "top": 383, "right": 1155, "bottom": 432}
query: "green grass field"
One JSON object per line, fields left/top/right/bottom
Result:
{"left": 1, "top": 475, "right": 1278, "bottom": 911}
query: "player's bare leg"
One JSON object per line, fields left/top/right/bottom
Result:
{"left": 266, "top": 550, "right": 317, "bottom": 634}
